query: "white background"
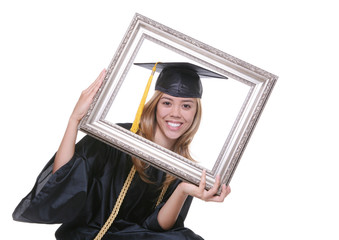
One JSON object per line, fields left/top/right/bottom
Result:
{"left": 1, "top": 0, "right": 338, "bottom": 239}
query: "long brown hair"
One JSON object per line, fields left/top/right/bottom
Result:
{"left": 132, "top": 90, "right": 202, "bottom": 186}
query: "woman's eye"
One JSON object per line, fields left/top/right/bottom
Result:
{"left": 162, "top": 101, "right": 171, "bottom": 106}
{"left": 183, "top": 104, "right": 191, "bottom": 109}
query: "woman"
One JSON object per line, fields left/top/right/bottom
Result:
{"left": 13, "top": 63, "right": 231, "bottom": 239}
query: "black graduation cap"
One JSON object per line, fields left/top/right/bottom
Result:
{"left": 134, "top": 62, "right": 228, "bottom": 98}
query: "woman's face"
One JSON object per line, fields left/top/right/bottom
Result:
{"left": 154, "top": 93, "right": 197, "bottom": 148}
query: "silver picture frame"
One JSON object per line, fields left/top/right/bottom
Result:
{"left": 79, "top": 13, "right": 278, "bottom": 191}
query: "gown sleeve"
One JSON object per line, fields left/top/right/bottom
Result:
{"left": 12, "top": 135, "right": 109, "bottom": 224}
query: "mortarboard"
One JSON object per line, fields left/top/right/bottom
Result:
{"left": 134, "top": 62, "right": 228, "bottom": 99}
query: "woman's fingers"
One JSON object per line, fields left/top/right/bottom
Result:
{"left": 211, "top": 175, "right": 221, "bottom": 193}
{"left": 194, "top": 169, "right": 205, "bottom": 199}
{"left": 85, "top": 69, "right": 106, "bottom": 94}
{"left": 71, "top": 69, "right": 106, "bottom": 122}
{"left": 200, "top": 170, "right": 231, "bottom": 202}
{"left": 198, "top": 169, "right": 207, "bottom": 190}
{"left": 181, "top": 170, "right": 231, "bottom": 203}
{"left": 217, "top": 185, "right": 231, "bottom": 202}
{"left": 203, "top": 185, "right": 229, "bottom": 203}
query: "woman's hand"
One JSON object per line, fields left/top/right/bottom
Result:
{"left": 157, "top": 170, "right": 230, "bottom": 230}
{"left": 179, "top": 169, "right": 231, "bottom": 202}
{"left": 70, "top": 69, "right": 106, "bottom": 123}
{"left": 53, "top": 69, "right": 106, "bottom": 173}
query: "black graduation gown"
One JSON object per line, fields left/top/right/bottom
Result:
{"left": 12, "top": 125, "right": 203, "bottom": 240}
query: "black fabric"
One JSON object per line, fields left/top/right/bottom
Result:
{"left": 134, "top": 62, "right": 228, "bottom": 99}
{"left": 12, "top": 123, "right": 203, "bottom": 240}
{"left": 156, "top": 67, "right": 203, "bottom": 98}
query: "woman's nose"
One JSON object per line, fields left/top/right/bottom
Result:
{"left": 169, "top": 105, "right": 181, "bottom": 118}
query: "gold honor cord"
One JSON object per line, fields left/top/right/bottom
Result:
{"left": 93, "top": 165, "right": 136, "bottom": 240}
{"left": 155, "top": 183, "right": 169, "bottom": 207}
{"left": 94, "top": 63, "right": 161, "bottom": 240}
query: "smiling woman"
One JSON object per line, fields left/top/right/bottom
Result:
{"left": 12, "top": 13, "right": 278, "bottom": 240}
{"left": 12, "top": 61, "right": 231, "bottom": 240}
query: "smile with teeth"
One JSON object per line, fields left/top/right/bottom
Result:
{"left": 167, "top": 122, "right": 182, "bottom": 128}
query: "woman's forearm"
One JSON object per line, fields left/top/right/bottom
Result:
{"left": 52, "top": 117, "right": 79, "bottom": 173}
{"left": 52, "top": 69, "right": 106, "bottom": 174}
{"left": 157, "top": 183, "right": 188, "bottom": 230}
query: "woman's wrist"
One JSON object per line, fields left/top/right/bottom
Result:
{"left": 177, "top": 182, "right": 190, "bottom": 197}
{"left": 69, "top": 114, "right": 81, "bottom": 125}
